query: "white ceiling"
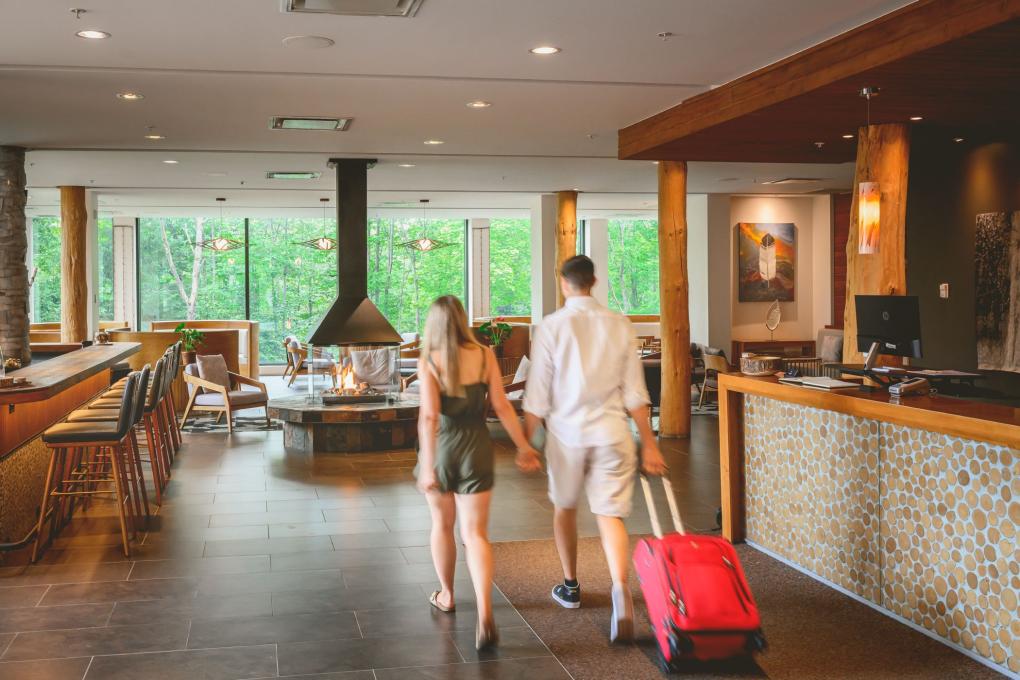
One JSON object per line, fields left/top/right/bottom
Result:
{"left": 1, "top": 0, "right": 905, "bottom": 209}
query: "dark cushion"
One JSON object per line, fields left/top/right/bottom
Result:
{"left": 43, "top": 421, "right": 122, "bottom": 444}
{"left": 66, "top": 410, "right": 119, "bottom": 422}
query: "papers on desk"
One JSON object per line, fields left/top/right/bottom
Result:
{"left": 778, "top": 376, "right": 859, "bottom": 390}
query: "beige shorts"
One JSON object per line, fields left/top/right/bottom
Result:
{"left": 545, "top": 434, "right": 637, "bottom": 518}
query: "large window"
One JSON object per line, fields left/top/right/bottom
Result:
{"left": 607, "top": 219, "right": 660, "bottom": 314}
{"left": 138, "top": 217, "right": 246, "bottom": 328}
{"left": 30, "top": 216, "right": 62, "bottom": 322}
{"left": 367, "top": 217, "right": 466, "bottom": 335}
{"left": 488, "top": 218, "right": 531, "bottom": 316}
{"left": 248, "top": 217, "right": 340, "bottom": 364}
{"left": 97, "top": 217, "right": 114, "bottom": 320}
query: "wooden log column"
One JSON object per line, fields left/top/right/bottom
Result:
{"left": 658, "top": 161, "right": 691, "bottom": 438}
{"left": 842, "top": 123, "right": 910, "bottom": 361}
{"left": 555, "top": 190, "right": 578, "bottom": 308}
{"left": 0, "top": 146, "right": 31, "bottom": 366}
{"left": 59, "top": 186, "right": 88, "bottom": 344}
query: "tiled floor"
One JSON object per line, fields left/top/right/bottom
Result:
{"left": 0, "top": 394, "right": 722, "bottom": 679}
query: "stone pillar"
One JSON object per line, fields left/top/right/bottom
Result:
{"left": 555, "top": 190, "right": 578, "bottom": 308}
{"left": 658, "top": 161, "right": 691, "bottom": 438}
{"left": 0, "top": 146, "right": 31, "bottom": 366}
{"left": 467, "top": 218, "right": 490, "bottom": 321}
{"left": 530, "top": 194, "right": 557, "bottom": 320}
{"left": 59, "top": 186, "right": 88, "bottom": 343}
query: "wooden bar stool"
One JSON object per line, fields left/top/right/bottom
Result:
{"left": 34, "top": 372, "right": 144, "bottom": 560}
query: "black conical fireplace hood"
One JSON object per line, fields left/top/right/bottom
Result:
{"left": 307, "top": 158, "right": 402, "bottom": 346}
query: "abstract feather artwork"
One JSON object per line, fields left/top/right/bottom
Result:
{"left": 975, "top": 211, "right": 1020, "bottom": 372}
{"left": 737, "top": 222, "right": 795, "bottom": 302}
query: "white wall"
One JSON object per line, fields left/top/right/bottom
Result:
{"left": 686, "top": 194, "right": 709, "bottom": 346}
{"left": 705, "top": 194, "right": 832, "bottom": 355}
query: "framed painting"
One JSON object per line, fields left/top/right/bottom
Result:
{"left": 737, "top": 222, "right": 796, "bottom": 302}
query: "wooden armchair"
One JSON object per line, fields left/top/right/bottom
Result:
{"left": 181, "top": 362, "right": 270, "bottom": 433}
{"left": 697, "top": 353, "right": 730, "bottom": 409}
{"left": 284, "top": 339, "right": 337, "bottom": 388}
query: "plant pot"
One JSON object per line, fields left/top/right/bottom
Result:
{"left": 181, "top": 350, "right": 197, "bottom": 366}
{"left": 493, "top": 343, "right": 505, "bottom": 358}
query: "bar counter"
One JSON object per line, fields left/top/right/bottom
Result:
{"left": 718, "top": 373, "right": 1019, "bottom": 676}
{"left": 0, "top": 343, "right": 140, "bottom": 549}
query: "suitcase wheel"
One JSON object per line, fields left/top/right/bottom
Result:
{"left": 656, "top": 651, "right": 677, "bottom": 676}
{"left": 746, "top": 630, "right": 767, "bottom": 653}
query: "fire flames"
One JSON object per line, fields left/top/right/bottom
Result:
{"left": 325, "top": 363, "right": 371, "bottom": 396}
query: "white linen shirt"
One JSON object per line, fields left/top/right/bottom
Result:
{"left": 523, "top": 296, "right": 651, "bottom": 447}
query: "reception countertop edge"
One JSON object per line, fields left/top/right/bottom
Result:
{"left": 1, "top": 343, "right": 141, "bottom": 405}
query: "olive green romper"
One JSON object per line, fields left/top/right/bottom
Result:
{"left": 417, "top": 352, "right": 494, "bottom": 494}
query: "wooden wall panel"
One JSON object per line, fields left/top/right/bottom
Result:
{"left": 555, "top": 191, "right": 578, "bottom": 308}
{"left": 843, "top": 124, "right": 911, "bottom": 361}
{"left": 658, "top": 161, "right": 691, "bottom": 438}
{"left": 831, "top": 192, "right": 852, "bottom": 329}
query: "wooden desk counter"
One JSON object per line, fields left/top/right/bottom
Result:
{"left": 0, "top": 343, "right": 139, "bottom": 549}
{"left": 718, "top": 372, "right": 1019, "bottom": 675}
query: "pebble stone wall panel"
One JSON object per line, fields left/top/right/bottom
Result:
{"left": 744, "top": 395, "right": 1019, "bottom": 675}
{"left": 0, "top": 437, "right": 51, "bottom": 544}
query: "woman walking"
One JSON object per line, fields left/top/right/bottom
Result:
{"left": 416, "top": 296, "right": 541, "bottom": 650}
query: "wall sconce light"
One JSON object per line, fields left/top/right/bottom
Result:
{"left": 858, "top": 181, "right": 880, "bottom": 254}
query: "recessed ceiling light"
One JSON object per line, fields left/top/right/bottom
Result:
{"left": 954, "top": 137, "right": 965, "bottom": 143}
{"left": 116, "top": 92, "right": 144, "bottom": 101}
{"left": 270, "top": 116, "right": 352, "bottom": 131}
{"left": 397, "top": 163, "right": 416, "bottom": 168}
{"left": 144, "top": 133, "right": 165, "bottom": 140}
{"left": 266, "top": 171, "right": 322, "bottom": 180}
{"left": 281, "top": 35, "right": 335, "bottom": 49}
{"left": 423, "top": 139, "right": 444, "bottom": 145}
{"left": 842, "top": 134, "right": 854, "bottom": 139}
{"left": 466, "top": 100, "right": 491, "bottom": 109}
{"left": 530, "top": 45, "right": 561, "bottom": 55}
{"left": 76, "top": 29, "right": 110, "bottom": 39}
{"left": 910, "top": 116, "right": 923, "bottom": 121}
{"left": 162, "top": 159, "right": 179, "bottom": 164}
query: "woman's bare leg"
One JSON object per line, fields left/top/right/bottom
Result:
{"left": 426, "top": 490, "right": 457, "bottom": 609}
{"left": 455, "top": 490, "right": 494, "bottom": 629}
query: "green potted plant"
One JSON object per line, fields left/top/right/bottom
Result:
{"left": 174, "top": 323, "right": 206, "bottom": 365}
{"left": 478, "top": 317, "right": 512, "bottom": 357}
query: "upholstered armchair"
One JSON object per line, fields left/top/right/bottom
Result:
{"left": 284, "top": 337, "right": 337, "bottom": 388}
{"left": 181, "top": 355, "right": 269, "bottom": 433}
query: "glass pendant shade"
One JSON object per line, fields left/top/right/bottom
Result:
{"left": 858, "top": 181, "right": 880, "bottom": 254}
{"left": 199, "top": 236, "right": 243, "bottom": 252}
{"left": 400, "top": 198, "right": 452, "bottom": 252}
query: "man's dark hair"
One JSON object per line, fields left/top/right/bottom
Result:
{"left": 560, "top": 255, "right": 596, "bottom": 290}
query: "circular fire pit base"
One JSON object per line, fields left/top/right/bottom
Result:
{"left": 268, "top": 396, "right": 420, "bottom": 454}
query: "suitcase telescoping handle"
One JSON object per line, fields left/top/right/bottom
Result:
{"left": 639, "top": 474, "right": 685, "bottom": 538}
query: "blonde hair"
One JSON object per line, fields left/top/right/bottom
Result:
{"left": 422, "top": 295, "right": 482, "bottom": 397}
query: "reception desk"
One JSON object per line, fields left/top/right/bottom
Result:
{"left": 718, "top": 374, "right": 1019, "bottom": 675}
{"left": 0, "top": 343, "right": 140, "bottom": 550}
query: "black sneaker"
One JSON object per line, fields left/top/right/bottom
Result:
{"left": 551, "top": 582, "right": 581, "bottom": 609}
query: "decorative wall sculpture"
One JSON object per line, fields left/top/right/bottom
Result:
{"left": 737, "top": 222, "right": 795, "bottom": 302}
{"left": 975, "top": 211, "right": 1020, "bottom": 373}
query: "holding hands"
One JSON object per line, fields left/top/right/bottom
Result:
{"left": 515, "top": 446, "right": 543, "bottom": 473}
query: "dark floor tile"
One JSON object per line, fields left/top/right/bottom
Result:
{"left": 146, "top": 523, "right": 269, "bottom": 542}
{"left": 0, "top": 634, "right": 12, "bottom": 656}
{"left": 382, "top": 516, "right": 436, "bottom": 532}
{"left": 278, "top": 672, "right": 375, "bottom": 679}
{"left": 0, "top": 585, "right": 48, "bottom": 609}
{"left": 452, "top": 626, "right": 552, "bottom": 663}
{"left": 401, "top": 545, "right": 465, "bottom": 564}
{"left": 188, "top": 611, "right": 360, "bottom": 649}
{"left": 162, "top": 501, "right": 268, "bottom": 517}
{"left": 209, "top": 509, "right": 327, "bottom": 527}
{"left": 374, "top": 656, "right": 571, "bottom": 680}
{"left": 0, "top": 561, "right": 132, "bottom": 587}
{"left": 414, "top": 583, "right": 511, "bottom": 607}
{"left": 128, "top": 554, "right": 270, "bottom": 579}
{"left": 3, "top": 621, "right": 189, "bottom": 661}
{"left": 0, "top": 657, "right": 93, "bottom": 680}
{"left": 271, "top": 547, "right": 406, "bottom": 571}
{"left": 197, "top": 568, "right": 342, "bottom": 597}
{"left": 278, "top": 633, "right": 460, "bottom": 675}
{"left": 213, "top": 489, "right": 319, "bottom": 503}
{"left": 341, "top": 562, "right": 449, "bottom": 588}
{"left": 272, "top": 584, "right": 426, "bottom": 615}
{"left": 40, "top": 577, "right": 197, "bottom": 605}
{"left": 356, "top": 602, "right": 526, "bottom": 638}
{"left": 268, "top": 519, "right": 389, "bottom": 538}
{"left": 108, "top": 592, "right": 272, "bottom": 625}
{"left": 85, "top": 644, "right": 278, "bottom": 680}
{"left": 0, "top": 603, "right": 113, "bottom": 634}
{"left": 37, "top": 540, "right": 207, "bottom": 564}
{"left": 203, "top": 535, "right": 335, "bottom": 557}
{"left": 267, "top": 497, "right": 376, "bottom": 513}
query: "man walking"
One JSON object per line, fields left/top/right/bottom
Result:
{"left": 518, "top": 254, "right": 666, "bottom": 643}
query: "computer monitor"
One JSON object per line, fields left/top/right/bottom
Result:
{"left": 855, "top": 295, "right": 922, "bottom": 359}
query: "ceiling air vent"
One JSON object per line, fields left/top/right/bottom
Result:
{"left": 270, "top": 116, "right": 352, "bottom": 131}
{"left": 283, "top": 0, "right": 423, "bottom": 17}
{"left": 267, "top": 171, "right": 322, "bottom": 180}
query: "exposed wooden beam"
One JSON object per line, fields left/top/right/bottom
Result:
{"left": 842, "top": 123, "right": 911, "bottom": 362}
{"left": 555, "top": 190, "right": 577, "bottom": 308}
{"left": 658, "top": 162, "right": 691, "bottom": 438}
{"left": 619, "top": 0, "right": 1020, "bottom": 162}
{"left": 59, "top": 186, "right": 88, "bottom": 344}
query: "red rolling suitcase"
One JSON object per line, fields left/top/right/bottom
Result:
{"left": 633, "top": 475, "right": 765, "bottom": 672}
